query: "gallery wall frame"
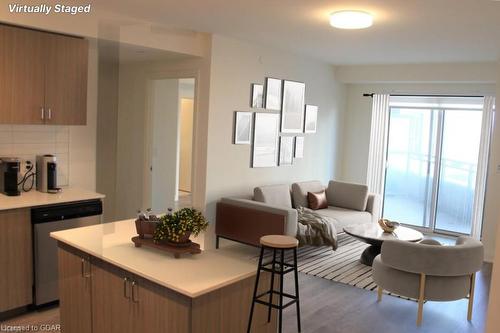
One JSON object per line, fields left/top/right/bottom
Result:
{"left": 233, "top": 111, "right": 253, "bottom": 144}
{"left": 304, "top": 105, "right": 318, "bottom": 133}
{"left": 250, "top": 83, "right": 264, "bottom": 108}
{"left": 294, "top": 136, "right": 304, "bottom": 158}
{"left": 281, "top": 80, "right": 306, "bottom": 133}
{"left": 252, "top": 113, "right": 281, "bottom": 168}
{"left": 279, "top": 136, "right": 294, "bottom": 166}
{"left": 264, "top": 77, "right": 282, "bottom": 111}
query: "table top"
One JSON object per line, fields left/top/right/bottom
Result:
{"left": 51, "top": 220, "right": 261, "bottom": 298}
{"left": 343, "top": 223, "right": 423, "bottom": 244}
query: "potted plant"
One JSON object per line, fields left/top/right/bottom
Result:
{"left": 154, "top": 208, "right": 208, "bottom": 246}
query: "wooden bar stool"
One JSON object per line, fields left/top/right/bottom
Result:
{"left": 247, "top": 235, "right": 301, "bottom": 333}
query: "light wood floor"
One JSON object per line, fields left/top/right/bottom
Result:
{"left": 0, "top": 264, "right": 491, "bottom": 333}
{"left": 283, "top": 263, "right": 492, "bottom": 333}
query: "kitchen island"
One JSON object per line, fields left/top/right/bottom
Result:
{"left": 51, "top": 220, "right": 276, "bottom": 333}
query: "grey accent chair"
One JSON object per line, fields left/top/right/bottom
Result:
{"left": 372, "top": 237, "right": 484, "bottom": 326}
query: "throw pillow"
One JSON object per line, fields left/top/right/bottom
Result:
{"left": 307, "top": 190, "right": 328, "bottom": 210}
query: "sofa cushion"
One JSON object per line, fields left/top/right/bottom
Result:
{"left": 254, "top": 184, "right": 292, "bottom": 208}
{"left": 307, "top": 191, "right": 328, "bottom": 210}
{"left": 291, "top": 181, "right": 324, "bottom": 208}
{"left": 315, "top": 206, "right": 372, "bottom": 232}
{"left": 326, "top": 181, "right": 368, "bottom": 211}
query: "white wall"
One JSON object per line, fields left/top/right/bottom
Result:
{"left": 113, "top": 55, "right": 211, "bottom": 220}
{"left": 203, "top": 35, "right": 346, "bottom": 248}
{"left": 336, "top": 63, "right": 497, "bottom": 84}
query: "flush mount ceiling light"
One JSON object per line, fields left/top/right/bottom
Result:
{"left": 329, "top": 10, "right": 373, "bottom": 29}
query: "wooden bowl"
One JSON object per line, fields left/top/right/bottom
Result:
{"left": 378, "top": 219, "right": 400, "bottom": 233}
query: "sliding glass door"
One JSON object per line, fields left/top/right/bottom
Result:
{"left": 382, "top": 98, "right": 484, "bottom": 235}
{"left": 434, "top": 110, "right": 482, "bottom": 234}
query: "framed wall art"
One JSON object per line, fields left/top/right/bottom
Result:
{"left": 252, "top": 113, "right": 280, "bottom": 168}
{"left": 234, "top": 111, "right": 253, "bottom": 144}
{"left": 250, "top": 84, "right": 264, "bottom": 108}
{"left": 281, "top": 80, "right": 305, "bottom": 133}
{"left": 279, "top": 136, "right": 294, "bottom": 166}
{"left": 294, "top": 136, "right": 304, "bottom": 158}
{"left": 264, "top": 77, "right": 282, "bottom": 111}
{"left": 304, "top": 105, "right": 318, "bottom": 133}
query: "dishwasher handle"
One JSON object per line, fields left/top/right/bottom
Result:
{"left": 32, "top": 200, "right": 103, "bottom": 224}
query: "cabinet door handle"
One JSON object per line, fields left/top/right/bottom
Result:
{"left": 81, "top": 258, "right": 91, "bottom": 278}
{"left": 83, "top": 259, "right": 91, "bottom": 278}
{"left": 48, "top": 108, "right": 52, "bottom": 120}
{"left": 131, "top": 281, "right": 139, "bottom": 303}
{"left": 124, "top": 278, "right": 130, "bottom": 299}
{"left": 41, "top": 107, "right": 45, "bottom": 120}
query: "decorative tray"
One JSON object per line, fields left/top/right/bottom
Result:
{"left": 131, "top": 236, "right": 201, "bottom": 259}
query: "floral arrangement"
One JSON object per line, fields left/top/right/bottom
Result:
{"left": 154, "top": 208, "right": 209, "bottom": 243}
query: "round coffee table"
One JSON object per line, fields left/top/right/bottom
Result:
{"left": 343, "top": 223, "right": 423, "bottom": 266}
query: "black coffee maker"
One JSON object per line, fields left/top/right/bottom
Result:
{"left": 0, "top": 158, "right": 20, "bottom": 196}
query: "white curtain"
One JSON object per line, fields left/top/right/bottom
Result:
{"left": 366, "top": 94, "right": 390, "bottom": 202}
{"left": 471, "top": 96, "right": 496, "bottom": 239}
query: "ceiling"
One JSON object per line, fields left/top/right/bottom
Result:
{"left": 95, "top": 0, "right": 500, "bottom": 65}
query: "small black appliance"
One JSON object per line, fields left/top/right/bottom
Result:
{"left": 0, "top": 157, "right": 20, "bottom": 196}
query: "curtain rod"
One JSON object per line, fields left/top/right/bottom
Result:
{"left": 363, "top": 93, "right": 485, "bottom": 98}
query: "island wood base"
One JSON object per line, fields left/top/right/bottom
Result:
{"left": 58, "top": 243, "right": 276, "bottom": 333}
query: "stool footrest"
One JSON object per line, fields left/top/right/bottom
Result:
{"left": 254, "top": 298, "right": 298, "bottom": 310}
{"left": 255, "top": 289, "right": 298, "bottom": 301}
{"left": 261, "top": 260, "right": 295, "bottom": 268}
{"left": 260, "top": 266, "right": 295, "bottom": 275}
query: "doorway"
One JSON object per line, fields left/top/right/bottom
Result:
{"left": 146, "top": 77, "right": 195, "bottom": 213}
{"left": 382, "top": 96, "right": 486, "bottom": 236}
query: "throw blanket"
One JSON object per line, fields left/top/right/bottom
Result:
{"left": 296, "top": 207, "right": 338, "bottom": 250}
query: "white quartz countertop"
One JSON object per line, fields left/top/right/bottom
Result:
{"left": 51, "top": 220, "right": 260, "bottom": 298}
{"left": 0, "top": 187, "right": 105, "bottom": 211}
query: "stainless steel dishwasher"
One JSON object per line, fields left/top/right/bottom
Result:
{"left": 32, "top": 199, "right": 103, "bottom": 306}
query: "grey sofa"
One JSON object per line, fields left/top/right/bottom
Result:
{"left": 215, "top": 180, "right": 381, "bottom": 247}
{"left": 373, "top": 237, "right": 484, "bottom": 325}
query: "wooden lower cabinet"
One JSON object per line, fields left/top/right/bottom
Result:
{"left": 0, "top": 209, "right": 32, "bottom": 312}
{"left": 58, "top": 245, "right": 92, "bottom": 333}
{"left": 91, "top": 261, "right": 133, "bottom": 333}
{"left": 58, "top": 245, "right": 276, "bottom": 333}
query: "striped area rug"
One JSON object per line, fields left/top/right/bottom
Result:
{"left": 263, "top": 233, "right": 414, "bottom": 300}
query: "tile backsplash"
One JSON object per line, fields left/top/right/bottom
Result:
{"left": 0, "top": 125, "right": 70, "bottom": 186}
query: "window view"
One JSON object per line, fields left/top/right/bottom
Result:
{"left": 383, "top": 97, "right": 485, "bottom": 235}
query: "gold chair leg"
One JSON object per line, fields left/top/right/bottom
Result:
{"left": 417, "top": 273, "right": 426, "bottom": 326}
{"left": 377, "top": 286, "right": 383, "bottom": 302}
{"left": 467, "top": 273, "right": 476, "bottom": 321}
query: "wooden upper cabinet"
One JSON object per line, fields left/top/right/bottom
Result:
{"left": 0, "top": 24, "right": 88, "bottom": 125}
{"left": 45, "top": 33, "right": 88, "bottom": 125}
{"left": 0, "top": 25, "right": 46, "bottom": 124}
